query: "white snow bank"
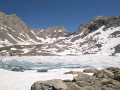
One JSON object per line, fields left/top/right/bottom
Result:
{"left": 0, "top": 68, "right": 77, "bottom": 90}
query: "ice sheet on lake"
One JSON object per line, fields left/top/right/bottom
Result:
{"left": 1, "top": 55, "right": 120, "bottom": 69}
{"left": 0, "top": 55, "right": 120, "bottom": 90}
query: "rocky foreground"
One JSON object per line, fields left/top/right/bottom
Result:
{"left": 31, "top": 67, "right": 120, "bottom": 90}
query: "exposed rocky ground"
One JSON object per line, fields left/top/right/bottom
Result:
{"left": 31, "top": 67, "right": 120, "bottom": 90}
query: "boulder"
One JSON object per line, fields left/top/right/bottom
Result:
{"left": 31, "top": 81, "right": 44, "bottom": 90}
{"left": 73, "top": 73, "right": 100, "bottom": 89}
{"left": 64, "top": 71, "right": 83, "bottom": 74}
{"left": 73, "top": 73, "right": 96, "bottom": 82}
{"left": 114, "top": 73, "right": 120, "bottom": 81}
{"left": 63, "top": 80, "right": 72, "bottom": 87}
{"left": 31, "top": 79, "right": 67, "bottom": 90}
{"left": 83, "top": 68, "right": 99, "bottom": 73}
{"left": 106, "top": 67, "right": 120, "bottom": 74}
{"left": 93, "top": 69, "right": 114, "bottom": 79}
{"left": 44, "top": 79, "right": 67, "bottom": 90}
{"left": 31, "top": 67, "right": 120, "bottom": 90}
{"left": 106, "top": 67, "right": 120, "bottom": 81}
{"left": 75, "top": 81, "right": 89, "bottom": 87}
{"left": 67, "top": 83, "right": 85, "bottom": 90}
{"left": 101, "top": 78, "right": 111, "bottom": 85}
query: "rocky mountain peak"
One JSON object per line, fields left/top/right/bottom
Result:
{"left": 36, "top": 25, "right": 70, "bottom": 39}
{"left": 44, "top": 25, "right": 68, "bottom": 32}
{"left": 91, "top": 15, "right": 108, "bottom": 21}
{"left": 75, "top": 15, "right": 120, "bottom": 37}
{"left": 106, "top": 16, "right": 120, "bottom": 28}
{"left": 0, "top": 13, "right": 29, "bottom": 33}
{"left": 59, "top": 25, "right": 64, "bottom": 28}
{"left": 0, "top": 12, "right": 5, "bottom": 17}
{"left": 58, "top": 25, "right": 67, "bottom": 31}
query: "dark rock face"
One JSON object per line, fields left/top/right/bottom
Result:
{"left": 75, "top": 15, "right": 120, "bottom": 37}
{"left": 105, "top": 16, "right": 120, "bottom": 29}
{"left": 114, "top": 44, "right": 120, "bottom": 54}
{"left": 31, "top": 67, "right": 120, "bottom": 90}
{"left": 75, "top": 16, "right": 108, "bottom": 36}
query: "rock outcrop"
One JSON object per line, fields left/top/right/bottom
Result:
{"left": 83, "top": 68, "right": 99, "bottom": 73}
{"left": 31, "top": 79, "right": 67, "bottom": 90}
{"left": 75, "top": 15, "right": 120, "bottom": 36}
{"left": 31, "top": 67, "right": 120, "bottom": 90}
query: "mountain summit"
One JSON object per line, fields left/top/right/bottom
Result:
{"left": 0, "top": 12, "right": 120, "bottom": 56}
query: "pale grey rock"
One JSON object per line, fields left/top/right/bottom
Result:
{"left": 31, "top": 79, "right": 67, "bottom": 90}
{"left": 93, "top": 69, "right": 114, "bottom": 79}
{"left": 83, "top": 68, "right": 99, "bottom": 73}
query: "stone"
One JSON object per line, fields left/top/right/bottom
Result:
{"left": 75, "top": 81, "right": 89, "bottom": 87}
{"left": 106, "top": 67, "right": 120, "bottom": 74}
{"left": 110, "top": 79, "right": 120, "bottom": 86}
{"left": 114, "top": 73, "right": 120, "bottom": 81}
{"left": 84, "top": 86, "right": 100, "bottom": 90}
{"left": 31, "top": 79, "right": 67, "bottom": 90}
{"left": 93, "top": 69, "right": 114, "bottom": 79}
{"left": 31, "top": 81, "right": 43, "bottom": 90}
{"left": 106, "top": 67, "right": 120, "bottom": 81}
{"left": 31, "top": 67, "right": 120, "bottom": 90}
{"left": 64, "top": 71, "right": 83, "bottom": 74}
{"left": 83, "top": 68, "right": 99, "bottom": 73}
{"left": 73, "top": 73, "right": 96, "bottom": 82}
{"left": 63, "top": 80, "right": 72, "bottom": 87}
{"left": 101, "top": 78, "right": 111, "bottom": 85}
{"left": 67, "top": 83, "right": 85, "bottom": 90}
{"left": 44, "top": 79, "right": 67, "bottom": 90}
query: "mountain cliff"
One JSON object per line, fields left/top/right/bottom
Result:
{"left": 0, "top": 12, "right": 120, "bottom": 56}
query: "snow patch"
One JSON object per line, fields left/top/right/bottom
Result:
{"left": 11, "top": 48, "right": 17, "bottom": 50}
{"left": 22, "top": 48, "right": 30, "bottom": 54}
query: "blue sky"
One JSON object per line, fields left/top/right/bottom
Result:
{"left": 0, "top": 0, "right": 120, "bottom": 33}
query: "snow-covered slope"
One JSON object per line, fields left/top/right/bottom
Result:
{"left": 72, "top": 16, "right": 120, "bottom": 55}
{"left": 0, "top": 12, "right": 39, "bottom": 45}
{"left": 0, "top": 12, "right": 120, "bottom": 56}
{"left": 72, "top": 26, "right": 120, "bottom": 55}
{"left": 0, "top": 12, "right": 70, "bottom": 46}
{"left": 39, "top": 16, "right": 120, "bottom": 56}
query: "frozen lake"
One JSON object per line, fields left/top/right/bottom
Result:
{"left": 0, "top": 55, "right": 120, "bottom": 90}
